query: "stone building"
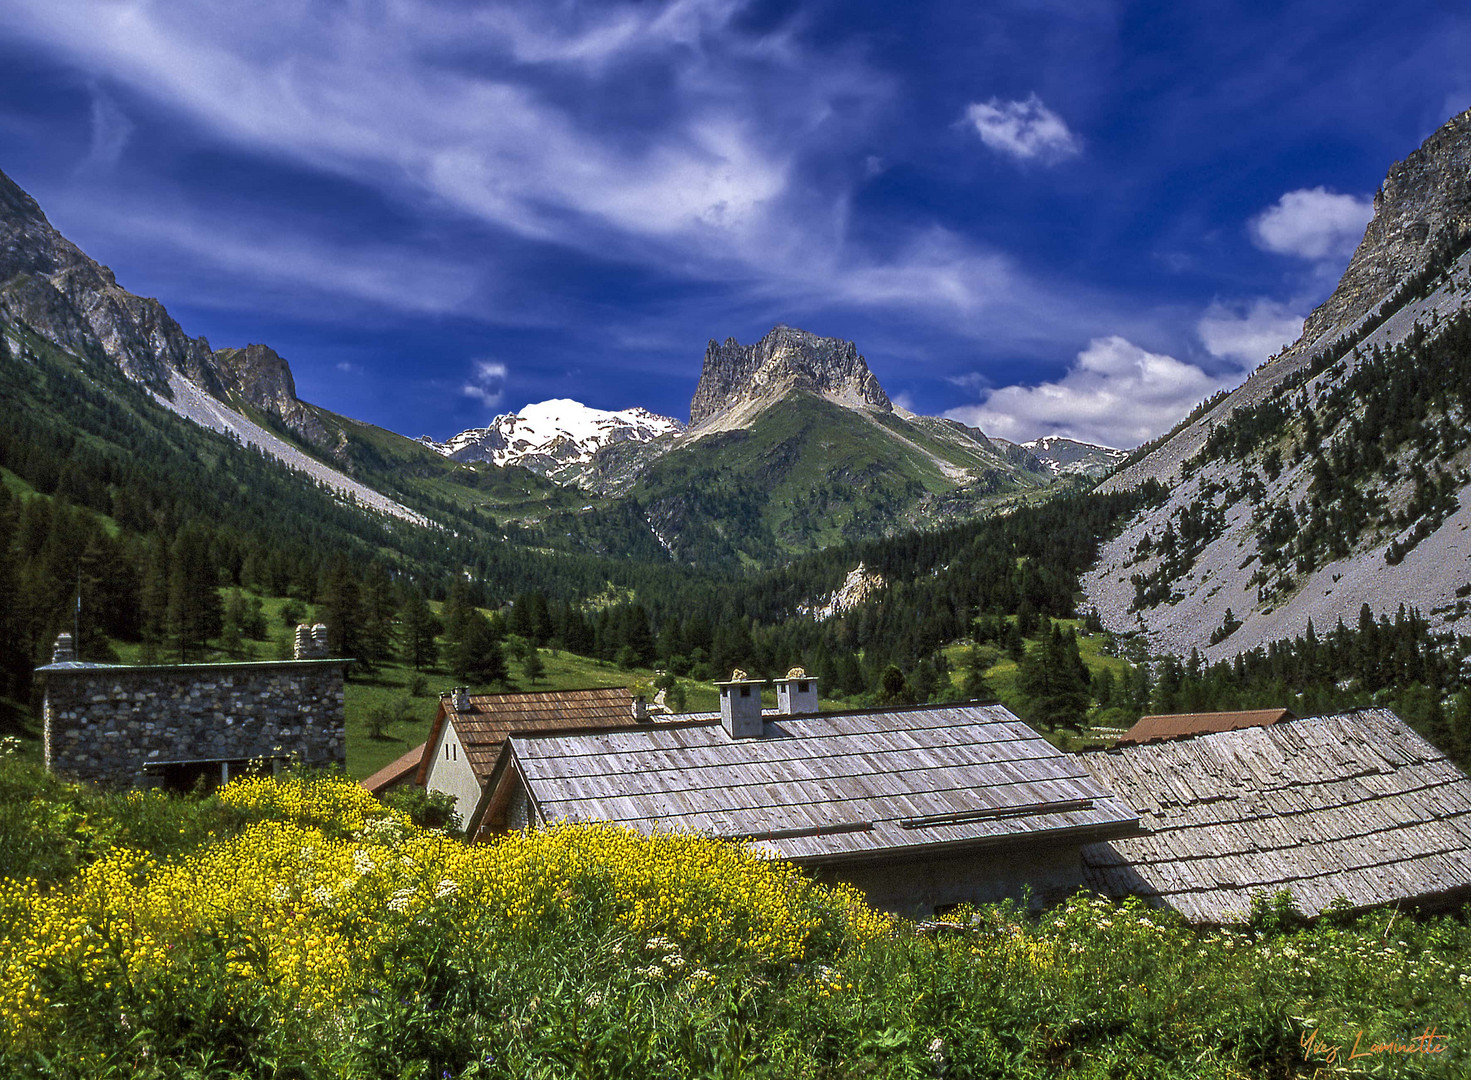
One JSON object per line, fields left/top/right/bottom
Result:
{"left": 36, "top": 627, "right": 348, "bottom": 790}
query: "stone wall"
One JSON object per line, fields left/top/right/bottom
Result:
{"left": 41, "top": 659, "right": 347, "bottom": 787}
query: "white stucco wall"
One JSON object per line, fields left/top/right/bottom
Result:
{"left": 424, "top": 719, "right": 482, "bottom": 826}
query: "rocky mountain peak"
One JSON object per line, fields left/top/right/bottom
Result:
{"left": 689, "top": 324, "right": 891, "bottom": 431}
{"left": 1303, "top": 107, "right": 1471, "bottom": 344}
{"left": 212, "top": 344, "right": 329, "bottom": 448}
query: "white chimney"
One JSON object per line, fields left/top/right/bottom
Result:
{"left": 452, "top": 686, "right": 471, "bottom": 712}
{"left": 775, "top": 668, "right": 819, "bottom": 715}
{"left": 293, "top": 625, "right": 311, "bottom": 660}
{"left": 311, "top": 623, "right": 329, "bottom": 658}
{"left": 716, "top": 669, "right": 765, "bottom": 739}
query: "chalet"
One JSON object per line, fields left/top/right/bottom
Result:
{"left": 419, "top": 685, "right": 650, "bottom": 825}
{"left": 471, "top": 673, "right": 1140, "bottom": 916}
{"left": 1080, "top": 709, "right": 1471, "bottom": 922}
{"left": 1116, "top": 707, "right": 1295, "bottom": 746}
{"left": 35, "top": 627, "right": 347, "bottom": 790}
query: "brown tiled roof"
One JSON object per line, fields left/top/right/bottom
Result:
{"left": 1117, "top": 708, "right": 1295, "bottom": 746}
{"left": 360, "top": 743, "right": 427, "bottom": 796}
{"left": 416, "top": 686, "right": 637, "bottom": 786}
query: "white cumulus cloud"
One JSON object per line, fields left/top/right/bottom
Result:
{"left": 946, "top": 336, "right": 1231, "bottom": 449}
{"left": 462, "top": 360, "right": 509, "bottom": 407}
{"left": 963, "top": 94, "right": 1081, "bottom": 164}
{"left": 1197, "top": 298, "right": 1303, "bottom": 366}
{"left": 1250, "top": 187, "right": 1374, "bottom": 261}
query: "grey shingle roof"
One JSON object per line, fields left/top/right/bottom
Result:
{"left": 1080, "top": 708, "right": 1471, "bottom": 922}
{"left": 492, "top": 703, "right": 1138, "bottom": 864}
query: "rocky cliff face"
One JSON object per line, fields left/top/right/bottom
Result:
{"left": 0, "top": 167, "right": 223, "bottom": 395}
{"left": 0, "top": 167, "right": 340, "bottom": 455}
{"left": 1303, "top": 107, "right": 1471, "bottom": 345}
{"left": 1083, "top": 108, "right": 1471, "bottom": 660}
{"left": 689, "top": 325, "right": 891, "bottom": 432}
{"left": 1102, "top": 108, "right": 1471, "bottom": 497}
{"left": 212, "top": 344, "right": 331, "bottom": 448}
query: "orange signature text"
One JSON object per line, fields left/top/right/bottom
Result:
{"left": 1301, "top": 1025, "right": 1449, "bottom": 1068}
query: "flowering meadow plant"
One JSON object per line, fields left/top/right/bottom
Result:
{"left": 1, "top": 759, "right": 1468, "bottom": 1078}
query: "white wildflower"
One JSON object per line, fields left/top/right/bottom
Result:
{"left": 353, "top": 850, "right": 376, "bottom": 875}
{"left": 928, "top": 1036, "right": 947, "bottom": 1067}
{"left": 584, "top": 991, "right": 604, "bottom": 1007}
{"left": 387, "top": 888, "right": 415, "bottom": 914}
{"left": 310, "top": 885, "right": 335, "bottom": 908}
{"left": 435, "top": 878, "right": 459, "bottom": 899}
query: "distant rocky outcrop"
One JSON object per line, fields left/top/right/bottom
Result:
{"left": 1018, "top": 436, "right": 1128, "bottom": 479}
{"left": 689, "top": 325, "right": 891, "bottom": 433}
{"left": 213, "top": 344, "right": 331, "bottom": 449}
{"left": 1303, "top": 108, "right": 1471, "bottom": 346}
{"left": 799, "top": 563, "right": 886, "bottom": 620}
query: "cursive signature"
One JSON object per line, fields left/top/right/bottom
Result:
{"left": 1301, "top": 1025, "right": 1449, "bottom": 1068}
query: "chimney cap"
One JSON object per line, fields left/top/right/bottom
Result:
{"left": 714, "top": 669, "right": 765, "bottom": 688}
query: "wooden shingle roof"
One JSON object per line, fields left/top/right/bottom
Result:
{"left": 416, "top": 687, "right": 637, "bottom": 786}
{"left": 360, "top": 742, "right": 426, "bottom": 796}
{"left": 480, "top": 703, "right": 1138, "bottom": 864}
{"left": 1080, "top": 709, "right": 1471, "bottom": 922}
{"left": 1117, "top": 708, "right": 1295, "bottom": 746}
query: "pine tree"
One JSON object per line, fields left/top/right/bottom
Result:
{"left": 455, "top": 611, "right": 508, "bottom": 687}
{"left": 167, "top": 524, "right": 221, "bottom": 662}
{"left": 522, "top": 647, "right": 546, "bottom": 686}
{"left": 1017, "top": 625, "right": 1090, "bottom": 731}
{"left": 358, "top": 562, "right": 399, "bottom": 669}
{"left": 960, "top": 643, "right": 996, "bottom": 700}
{"left": 399, "top": 586, "right": 441, "bottom": 671}
{"left": 318, "top": 557, "right": 363, "bottom": 661}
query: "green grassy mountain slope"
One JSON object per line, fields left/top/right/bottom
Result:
{"left": 630, "top": 392, "right": 1052, "bottom": 565}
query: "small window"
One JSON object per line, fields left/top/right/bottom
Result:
{"left": 797, "top": 681, "right": 809, "bottom": 692}
{"left": 740, "top": 686, "right": 751, "bottom": 697}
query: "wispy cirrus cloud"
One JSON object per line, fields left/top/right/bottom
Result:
{"left": 0, "top": 0, "right": 1110, "bottom": 343}
{"left": 81, "top": 88, "right": 132, "bottom": 172}
{"left": 963, "top": 94, "right": 1081, "bottom": 164}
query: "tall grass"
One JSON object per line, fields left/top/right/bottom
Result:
{"left": 1, "top": 754, "right": 1466, "bottom": 1078}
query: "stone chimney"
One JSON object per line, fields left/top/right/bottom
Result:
{"left": 452, "top": 686, "right": 471, "bottom": 712}
{"left": 775, "top": 667, "right": 819, "bottom": 715}
{"left": 51, "top": 632, "right": 77, "bottom": 664}
{"left": 632, "top": 695, "right": 649, "bottom": 722}
{"left": 311, "top": 623, "right": 329, "bottom": 658}
{"left": 293, "top": 624, "right": 311, "bottom": 660}
{"left": 716, "top": 669, "right": 765, "bottom": 739}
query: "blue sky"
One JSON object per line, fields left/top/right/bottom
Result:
{"left": 1, "top": 1, "right": 1468, "bottom": 447}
